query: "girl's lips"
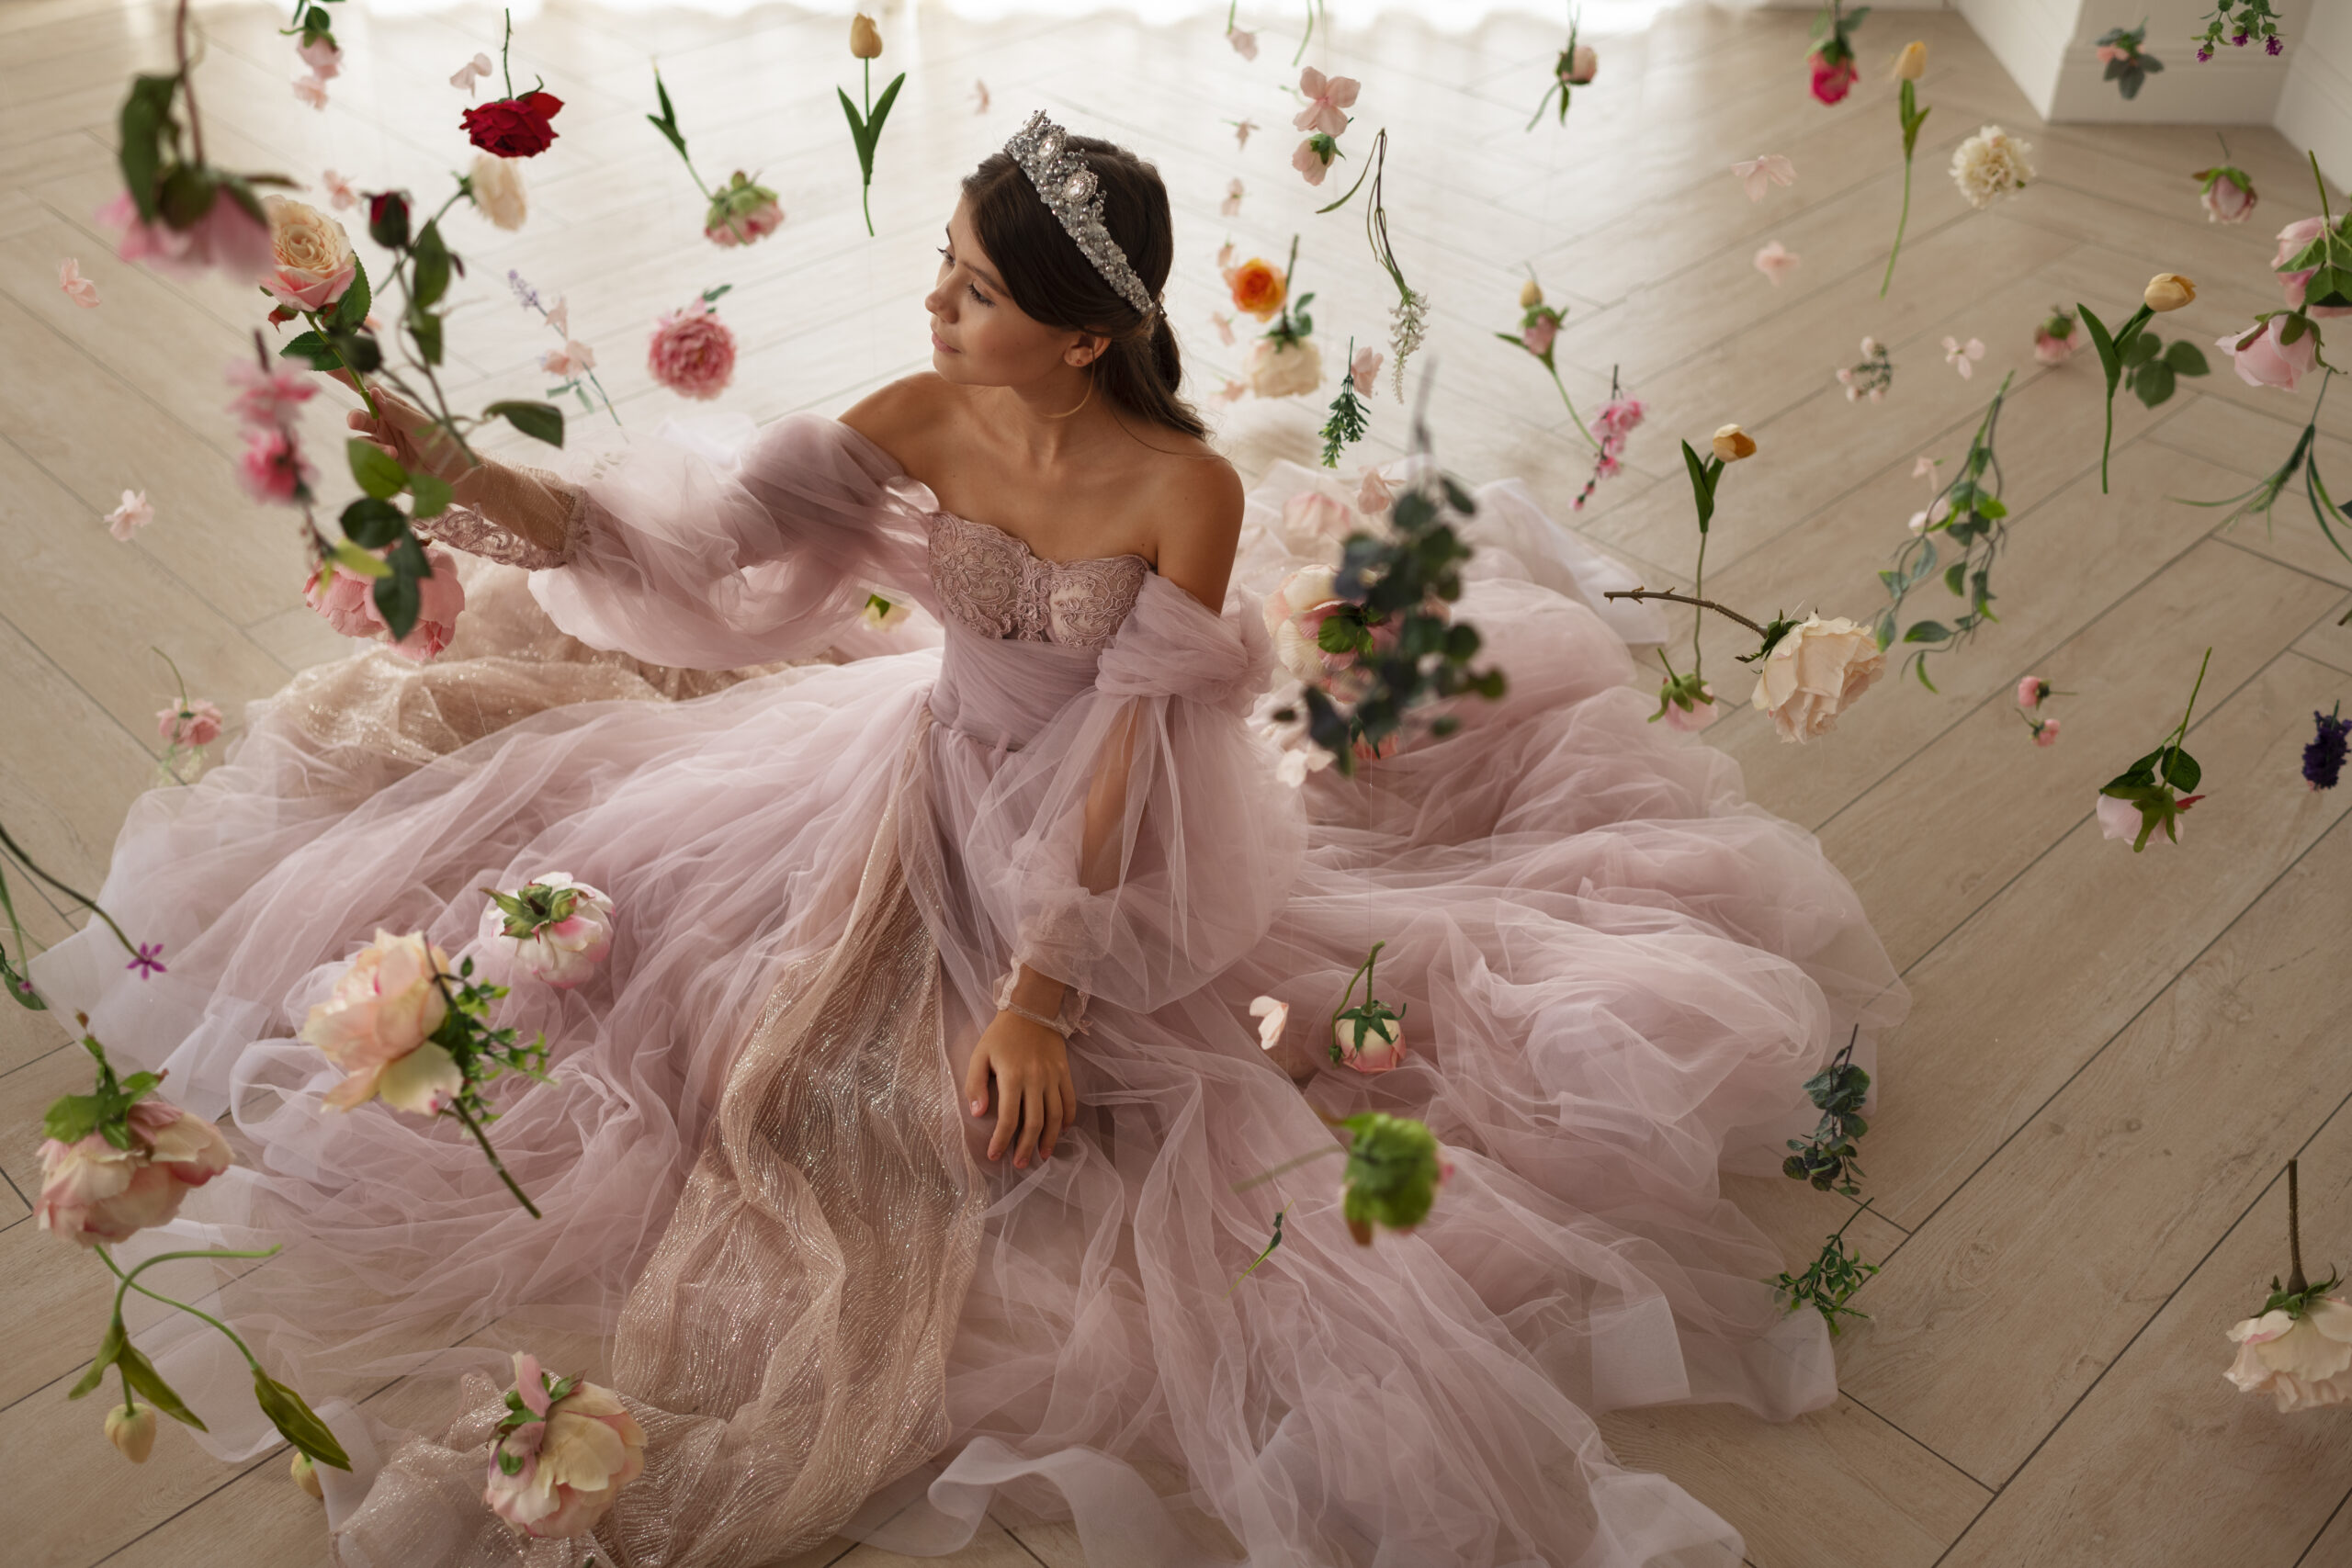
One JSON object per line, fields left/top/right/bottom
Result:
{"left": 931, "top": 330, "right": 960, "bottom": 355}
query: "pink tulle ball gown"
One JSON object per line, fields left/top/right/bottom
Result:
{"left": 33, "top": 409, "right": 1904, "bottom": 1567}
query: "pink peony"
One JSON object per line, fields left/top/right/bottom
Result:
{"left": 1521, "top": 314, "right": 1558, "bottom": 356}
{"left": 36, "top": 1097, "right": 232, "bottom": 1247}
{"left": 1294, "top": 67, "right": 1360, "bottom": 138}
{"left": 477, "top": 874, "right": 617, "bottom": 988}
{"left": 485, "top": 1353, "right": 648, "bottom": 1539}
{"left": 647, "top": 300, "right": 737, "bottom": 401}
{"left": 300, "top": 929, "right": 462, "bottom": 1113}
{"left": 706, "top": 197, "right": 784, "bottom": 247}
{"left": 96, "top": 186, "right": 273, "bottom": 284}
{"left": 58, "top": 256, "right": 99, "bottom": 308}
{"left": 237, "top": 427, "right": 316, "bottom": 504}
{"left": 226, "top": 359, "right": 317, "bottom": 431}
{"left": 1810, "top": 56, "right": 1857, "bottom": 105}
{"left": 157, "top": 697, "right": 223, "bottom": 749}
{"left": 2217, "top": 317, "right": 2317, "bottom": 390}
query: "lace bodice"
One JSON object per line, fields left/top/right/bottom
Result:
{"left": 926, "top": 512, "right": 1148, "bottom": 650}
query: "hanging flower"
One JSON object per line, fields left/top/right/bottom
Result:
{"left": 1805, "top": 0, "right": 1865, "bottom": 107}
{"left": 1750, "top": 615, "right": 1883, "bottom": 742}
{"left": 2216, "top": 316, "right": 2317, "bottom": 391}
{"left": 469, "top": 152, "right": 529, "bottom": 231}
{"left": 450, "top": 51, "right": 495, "bottom": 94}
{"left": 2197, "top": 164, "right": 2257, "bottom": 224}
{"left": 462, "top": 91, "right": 564, "bottom": 159}
{"left": 226, "top": 359, "right": 317, "bottom": 430}
{"left": 36, "top": 1095, "right": 232, "bottom": 1246}
{"left": 1712, "top": 423, "right": 1758, "bottom": 461}
{"left": 1225, "top": 255, "right": 1287, "bottom": 321}
{"left": 2227, "top": 1298, "right": 2352, "bottom": 1410}
{"left": 2304, "top": 705, "right": 2349, "bottom": 790}
{"left": 1247, "top": 337, "right": 1322, "bottom": 399}
{"left": 96, "top": 187, "right": 273, "bottom": 284}
{"left": 260, "top": 196, "right": 356, "bottom": 311}
{"left": 1941, "top": 334, "right": 1986, "bottom": 378}
{"left": 539, "top": 339, "right": 595, "bottom": 378}
{"left": 1232, "top": 118, "right": 1259, "bottom": 149}
{"left": 302, "top": 546, "right": 465, "bottom": 661}
{"left": 2274, "top": 215, "right": 2352, "bottom": 317}
{"left": 1732, "top": 154, "right": 1795, "bottom": 203}
{"left": 647, "top": 294, "right": 737, "bottom": 400}
{"left": 1293, "top": 137, "right": 1339, "bottom": 186}
{"left": 1951, "top": 125, "right": 2034, "bottom": 209}
{"left": 972, "top": 79, "right": 990, "bottom": 115}
{"left": 1294, "top": 67, "right": 1359, "bottom": 138}
{"left": 290, "top": 72, "right": 331, "bottom": 112}
{"left": 2034, "top": 304, "right": 2078, "bottom": 364}
{"left": 157, "top": 697, "right": 223, "bottom": 750}
{"left": 701, "top": 170, "right": 781, "bottom": 247}
{"left": 318, "top": 169, "right": 357, "bottom": 209}
{"left": 104, "top": 490, "right": 153, "bottom": 541}
{"left": 106, "top": 1403, "right": 159, "bottom": 1463}
{"left": 1754, "top": 240, "right": 1799, "bottom": 285}
{"left": 1220, "top": 178, "right": 1245, "bottom": 218}
{"left": 1329, "top": 942, "right": 1407, "bottom": 1074}
{"left": 1227, "top": 26, "right": 1258, "bottom": 60}
{"left": 1811, "top": 56, "right": 1857, "bottom": 104}
{"left": 300, "top": 930, "right": 463, "bottom": 1114}
{"left": 57, "top": 256, "right": 100, "bottom": 308}
{"left": 1838, "top": 335, "right": 1893, "bottom": 401}
{"left": 1210, "top": 311, "right": 1236, "bottom": 346}
{"left": 1249, "top": 996, "right": 1289, "bottom": 1052}
{"left": 2093, "top": 24, "right": 2164, "bottom": 99}
{"left": 2097, "top": 649, "right": 2211, "bottom": 851}
{"left": 236, "top": 427, "right": 318, "bottom": 505}
{"left": 477, "top": 874, "right": 617, "bottom": 989}
{"left": 484, "top": 1353, "right": 648, "bottom": 1538}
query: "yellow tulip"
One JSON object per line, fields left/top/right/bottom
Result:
{"left": 849, "top": 14, "right": 882, "bottom": 59}
{"left": 1712, "top": 424, "right": 1758, "bottom": 462}
{"left": 1891, "top": 41, "right": 1927, "bottom": 81}
{"left": 2143, "top": 273, "right": 2196, "bottom": 311}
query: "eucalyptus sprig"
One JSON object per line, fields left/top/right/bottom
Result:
{"left": 1783, "top": 1028, "right": 1870, "bottom": 1196}
{"left": 1874, "top": 371, "right": 2015, "bottom": 691}
{"left": 1318, "top": 336, "right": 1370, "bottom": 467}
{"left": 1771, "top": 1200, "right": 1882, "bottom": 1336}
{"left": 2098, "top": 647, "right": 2211, "bottom": 852}
{"left": 2181, "top": 369, "right": 2348, "bottom": 554}
{"left": 1272, "top": 375, "right": 1505, "bottom": 773}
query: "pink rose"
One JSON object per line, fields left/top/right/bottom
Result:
{"left": 1263, "top": 565, "right": 1357, "bottom": 683}
{"left": 478, "top": 874, "right": 617, "bottom": 988}
{"left": 237, "top": 427, "right": 316, "bottom": 504}
{"left": 1521, "top": 313, "right": 1558, "bottom": 356}
{"left": 647, "top": 300, "right": 737, "bottom": 401}
{"left": 260, "top": 196, "right": 356, "bottom": 311}
{"left": 157, "top": 697, "right": 224, "bottom": 749}
{"left": 2017, "top": 675, "right": 2046, "bottom": 708}
{"left": 304, "top": 561, "right": 384, "bottom": 638}
{"left": 2217, "top": 317, "right": 2317, "bottom": 391}
{"left": 484, "top": 1353, "right": 648, "bottom": 1538}
{"left": 389, "top": 547, "right": 467, "bottom": 661}
{"left": 2202, "top": 175, "right": 2256, "bottom": 224}
{"left": 1566, "top": 43, "right": 1598, "bottom": 85}
{"left": 300, "top": 929, "right": 463, "bottom": 1113}
{"left": 2275, "top": 218, "right": 2352, "bottom": 317}
{"left": 2033, "top": 325, "right": 2075, "bottom": 364}
{"left": 2033, "top": 717, "right": 2061, "bottom": 747}
{"left": 2227, "top": 1297, "right": 2352, "bottom": 1411}
{"left": 300, "top": 37, "right": 342, "bottom": 79}
{"left": 96, "top": 186, "right": 274, "bottom": 284}
{"left": 1809, "top": 56, "right": 1857, "bottom": 105}
{"left": 1662, "top": 696, "right": 1718, "bottom": 732}
{"left": 37, "top": 1097, "right": 232, "bottom": 1247}
{"left": 1333, "top": 1012, "right": 1406, "bottom": 1073}
{"left": 226, "top": 360, "right": 316, "bottom": 431}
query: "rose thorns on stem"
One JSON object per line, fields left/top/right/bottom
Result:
{"left": 1605, "top": 426, "right": 1885, "bottom": 742}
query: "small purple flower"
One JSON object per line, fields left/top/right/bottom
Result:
{"left": 126, "top": 942, "right": 166, "bottom": 978}
{"left": 2233, "top": 32, "right": 2247, "bottom": 47}
{"left": 2304, "top": 705, "right": 2349, "bottom": 791}
{"left": 2267, "top": 38, "right": 2282, "bottom": 55}
{"left": 2198, "top": 47, "right": 2213, "bottom": 62}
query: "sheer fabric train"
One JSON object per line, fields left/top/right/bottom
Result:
{"left": 33, "top": 412, "right": 1905, "bottom": 1568}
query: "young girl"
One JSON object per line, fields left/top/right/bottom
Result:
{"left": 38, "top": 115, "right": 1903, "bottom": 1567}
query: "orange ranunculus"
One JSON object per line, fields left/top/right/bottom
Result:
{"left": 1226, "top": 258, "right": 1286, "bottom": 321}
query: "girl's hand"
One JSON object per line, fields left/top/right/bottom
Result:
{"left": 964, "top": 1010, "right": 1076, "bottom": 1170}
{"left": 330, "top": 372, "right": 472, "bottom": 483}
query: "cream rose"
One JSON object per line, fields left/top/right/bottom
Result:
{"left": 469, "top": 152, "right": 528, "bottom": 231}
{"left": 36, "top": 1097, "right": 232, "bottom": 1247}
{"left": 478, "top": 873, "right": 616, "bottom": 989}
{"left": 1750, "top": 615, "right": 1884, "bottom": 742}
{"left": 262, "top": 196, "right": 356, "bottom": 311}
{"left": 1333, "top": 1012, "right": 1407, "bottom": 1072}
{"left": 300, "top": 930, "right": 462, "bottom": 1112}
{"left": 2226, "top": 1296, "right": 2352, "bottom": 1411}
{"left": 485, "top": 1353, "right": 648, "bottom": 1539}
{"left": 1262, "top": 565, "right": 1352, "bottom": 683}
{"left": 1246, "top": 336, "right": 1323, "bottom": 400}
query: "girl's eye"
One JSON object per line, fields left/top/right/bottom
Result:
{"left": 967, "top": 283, "right": 990, "bottom": 305}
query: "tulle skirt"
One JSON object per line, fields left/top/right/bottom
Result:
{"left": 32, "top": 490, "right": 1905, "bottom": 1568}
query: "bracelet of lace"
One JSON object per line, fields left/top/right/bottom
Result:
{"left": 1000, "top": 999, "right": 1073, "bottom": 1039}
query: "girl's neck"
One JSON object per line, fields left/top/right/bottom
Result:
{"left": 989, "top": 367, "right": 1118, "bottom": 468}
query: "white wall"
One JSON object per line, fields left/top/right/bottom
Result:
{"left": 2276, "top": 0, "right": 2352, "bottom": 188}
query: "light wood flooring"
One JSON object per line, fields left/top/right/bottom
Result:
{"left": 4, "top": 2, "right": 2352, "bottom": 1564}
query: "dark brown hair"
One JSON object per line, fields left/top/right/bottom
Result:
{"left": 962, "top": 133, "right": 1207, "bottom": 442}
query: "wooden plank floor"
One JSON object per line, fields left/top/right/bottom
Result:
{"left": 4, "top": 3, "right": 2350, "bottom": 1564}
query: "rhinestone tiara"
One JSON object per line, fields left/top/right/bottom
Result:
{"left": 1003, "top": 110, "right": 1159, "bottom": 324}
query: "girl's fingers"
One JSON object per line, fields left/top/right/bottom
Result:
{"left": 989, "top": 1082, "right": 1017, "bottom": 1161}
{"left": 1040, "top": 1082, "right": 1063, "bottom": 1161}
{"left": 1014, "top": 1081, "right": 1045, "bottom": 1168}
{"left": 965, "top": 1044, "right": 993, "bottom": 1126}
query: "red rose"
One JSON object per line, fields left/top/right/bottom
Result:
{"left": 1809, "top": 56, "right": 1856, "bottom": 105}
{"left": 460, "top": 91, "right": 563, "bottom": 159}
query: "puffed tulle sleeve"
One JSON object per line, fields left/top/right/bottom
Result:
{"left": 952, "top": 573, "right": 1308, "bottom": 1019}
{"left": 527, "top": 412, "right": 942, "bottom": 671}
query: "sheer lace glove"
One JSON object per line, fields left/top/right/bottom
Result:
{"left": 337, "top": 375, "right": 579, "bottom": 566}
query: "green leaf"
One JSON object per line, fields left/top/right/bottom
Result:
{"left": 42, "top": 1091, "right": 107, "bottom": 1145}
{"left": 2078, "top": 303, "right": 2121, "bottom": 395}
{"left": 2164, "top": 339, "right": 2209, "bottom": 377}
{"left": 484, "top": 400, "right": 565, "bottom": 447}
{"left": 252, "top": 1371, "right": 353, "bottom": 1471}
{"left": 405, "top": 301, "right": 443, "bottom": 367}
{"left": 2132, "top": 360, "right": 2176, "bottom": 409}
{"left": 119, "top": 1343, "right": 206, "bottom": 1430}
{"left": 116, "top": 75, "right": 177, "bottom": 223}
{"left": 407, "top": 470, "right": 452, "bottom": 520}
{"left": 329, "top": 538, "right": 391, "bottom": 579}
{"left": 838, "top": 87, "right": 874, "bottom": 171}
{"left": 1903, "top": 621, "right": 1951, "bottom": 643}
{"left": 411, "top": 220, "right": 451, "bottom": 310}
{"left": 330, "top": 254, "right": 372, "bottom": 334}
{"left": 68, "top": 1318, "right": 128, "bottom": 1400}
{"left": 277, "top": 331, "right": 337, "bottom": 370}
{"left": 1680, "top": 440, "right": 1716, "bottom": 533}
{"left": 373, "top": 564, "right": 421, "bottom": 644}
{"left": 338, "top": 495, "right": 406, "bottom": 548}
{"left": 1942, "top": 560, "right": 1966, "bottom": 595}
{"left": 2122, "top": 331, "right": 2160, "bottom": 367}
{"left": 156, "top": 164, "right": 217, "bottom": 231}
{"left": 346, "top": 437, "right": 407, "bottom": 499}
{"left": 865, "top": 72, "right": 907, "bottom": 157}
{"left": 2163, "top": 748, "right": 2202, "bottom": 792}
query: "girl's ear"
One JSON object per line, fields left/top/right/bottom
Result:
{"left": 1065, "top": 333, "right": 1111, "bottom": 368}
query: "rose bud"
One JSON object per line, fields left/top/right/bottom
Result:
{"left": 850, "top": 13, "right": 883, "bottom": 58}
{"left": 1566, "top": 43, "right": 1598, "bottom": 85}
{"left": 106, "top": 1403, "right": 158, "bottom": 1463}
{"left": 1892, "top": 41, "right": 1927, "bottom": 80}
{"left": 1519, "top": 277, "right": 1544, "bottom": 309}
{"left": 292, "top": 1450, "right": 324, "bottom": 1499}
{"left": 2144, "top": 273, "right": 2196, "bottom": 311}
{"left": 1712, "top": 423, "right": 1758, "bottom": 462}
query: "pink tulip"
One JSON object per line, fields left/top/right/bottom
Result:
{"left": 96, "top": 187, "right": 273, "bottom": 284}
{"left": 1294, "top": 67, "right": 1360, "bottom": 138}
{"left": 2217, "top": 317, "right": 2317, "bottom": 390}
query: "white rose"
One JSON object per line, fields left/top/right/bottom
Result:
{"left": 1246, "top": 336, "right": 1323, "bottom": 399}
{"left": 469, "top": 152, "right": 528, "bottom": 231}
{"left": 479, "top": 873, "right": 616, "bottom": 988}
{"left": 2226, "top": 1296, "right": 2352, "bottom": 1411}
{"left": 1749, "top": 615, "right": 1883, "bottom": 743}
{"left": 1261, "top": 565, "right": 1346, "bottom": 683}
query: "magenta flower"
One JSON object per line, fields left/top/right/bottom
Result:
{"left": 127, "top": 942, "right": 166, "bottom": 978}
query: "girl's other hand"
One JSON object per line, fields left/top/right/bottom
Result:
{"left": 964, "top": 1011, "right": 1076, "bottom": 1170}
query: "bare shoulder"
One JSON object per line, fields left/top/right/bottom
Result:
{"left": 1137, "top": 434, "right": 1245, "bottom": 612}
{"left": 838, "top": 373, "right": 959, "bottom": 465}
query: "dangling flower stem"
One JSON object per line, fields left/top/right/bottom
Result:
{"left": 451, "top": 1094, "right": 542, "bottom": 1218}
{"left": 2287, "top": 1156, "right": 2307, "bottom": 1296}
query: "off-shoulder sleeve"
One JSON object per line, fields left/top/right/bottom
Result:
{"left": 960, "top": 574, "right": 1307, "bottom": 1016}
{"left": 527, "top": 413, "right": 941, "bottom": 671}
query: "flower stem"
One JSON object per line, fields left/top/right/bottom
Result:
{"left": 500, "top": 8, "right": 515, "bottom": 101}
{"left": 1329, "top": 939, "right": 1383, "bottom": 1034}
{"left": 1601, "top": 588, "right": 1770, "bottom": 639}
{"left": 860, "top": 60, "right": 876, "bottom": 237}
{"left": 1233, "top": 1145, "right": 1343, "bottom": 1193}
{"left": 451, "top": 1098, "right": 542, "bottom": 1217}
{"left": 2168, "top": 645, "right": 2214, "bottom": 749}
{"left": 1690, "top": 529, "right": 1710, "bottom": 671}
{"left": 1881, "top": 154, "right": 1913, "bottom": 299}
{"left": 174, "top": 0, "right": 206, "bottom": 168}
{"left": 2288, "top": 1156, "right": 2308, "bottom": 1296}
{"left": 96, "top": 1244, "right": 284, "bottom": 1374}
{"left": 1544, "top": 363, "right": 1600, "bottom": 450}
{"left": 0, "top": 823, "right": 138, "bottom": 960}
{"left": 2314, "top": 150, "right": 2334, "bottom": 230}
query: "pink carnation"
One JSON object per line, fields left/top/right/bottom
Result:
{"left": 157, "top": 697, "right": 224, "bottom": 749}
{"left": 96, "top": 187, "right": 273, "bottom": 284}
{"left": 237, "top": 426, "right": 316, "bottom": 503}
{"left": 647, "top": 300, "right": 737, "bottom": 401}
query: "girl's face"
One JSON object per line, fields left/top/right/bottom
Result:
{"left": 927, "top": 197, "right": 1102, "bottom": 387}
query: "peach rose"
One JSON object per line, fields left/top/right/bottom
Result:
{"left": 300, "top": 930, "right": 462, "bottom": 1113}
{"left": 157, "top": 697, "right": 224, "bottom": 749}
{"left": 1749, "top": 615, "right": 1883, "bottom": 742}
{"left": 1226, "top": 257, "right": 1286, "bottom": 321}
{"left": 485, "top": 1353, "right": 648, "bottom": 1539}
{"left": 469, "top": 152, "right": 528, "bottom": 232}
{"left": 1246, "top": 336, "right": 1322, "bottom": 400}
{"left": 37, "top": 1097, "right": 232, "bottom": 1247}
{"left": 1333, "top": 1011, "right": 1406, "bottom": 1073}
{"left": 2226, "top": 1296, "right": 2352, "bottom": 1411}
{"left": 261, "top": 196, "right": 356, "bottom": 311}
{"left": 478, "top": 874, "right": 616, "bottom": 989}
